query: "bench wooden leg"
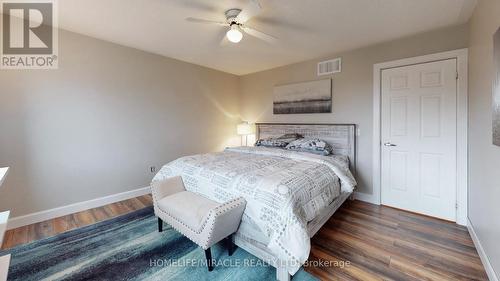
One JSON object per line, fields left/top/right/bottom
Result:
{"left": 157, "top": 217, "right": 163, "bottom": 232}
{"left": 204, "top": 248, "right": 214, "bottom": 272}
{"left": 226, "top": 235, "right": 235, "bottom": 256}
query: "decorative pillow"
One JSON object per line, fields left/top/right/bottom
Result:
{"left": 255, "top": 133, "right": 303, "bottom": 147}
{"left": 278, "top": 133, "right": 303, "bottom": 139}
{"left": 285, "top": 138, "right": 334, "bottom": 156}
{"left": 255, "top": 138, "right": 289, "bottom": 147}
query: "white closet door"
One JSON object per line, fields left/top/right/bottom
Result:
{"left": 381, "top": 59, "right": 457, "bottom": 221}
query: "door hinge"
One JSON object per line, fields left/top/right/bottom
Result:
{"left": 456, "top": 71, "right": 459, "bottom": 80}
{"left": 456, "top": 203, "right": 459, "bottom": 209}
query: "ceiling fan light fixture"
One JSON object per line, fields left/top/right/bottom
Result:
{"left": 226, "top": 24, "right": 243, "bottom": 43}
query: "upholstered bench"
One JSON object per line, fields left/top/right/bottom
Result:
{"left": 151, "top": 176, "right": 246, "bottom": 271}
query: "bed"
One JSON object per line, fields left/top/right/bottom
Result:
{"left": 152, "top": 123, "right": 357, "bottom": 281}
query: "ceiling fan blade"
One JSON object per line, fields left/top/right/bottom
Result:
{"left": 242, "top": 26, "right": 277, "bottom": 44}
{"left": 185, "top": 17, "right": 228, "bottom": 26}
{"left": 220, "top": 34, "right": 230, "bottom": 46}
{"left": 235, "top": 0, "right": 262, "bottom": 23}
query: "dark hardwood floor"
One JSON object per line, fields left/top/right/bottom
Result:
{"left": 1, "top": 194, "right": 153, "bottom": 249}
{"left": 1, "top": 197, "right": 487, "bottom": 280}
{"left": 306, "top": 200, "right": 488, "bottom": 281}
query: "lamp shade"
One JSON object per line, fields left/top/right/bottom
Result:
{"left": 237, "top": 122, "right": 254, "bottom": 135}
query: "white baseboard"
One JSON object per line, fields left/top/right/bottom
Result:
{"left": 467, "top": 219, "right": 499, "bottom": 281}
{"left": 7, "top": 186, "right": 151, "bottom": 230}
{"left": 353, "top": 191, "right": 379, "bottom": 205}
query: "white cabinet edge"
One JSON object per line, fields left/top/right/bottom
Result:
{"left": 0, "top": 211, "right": 10, "bottom": 246}
{"left": 0, "top": 254, "right": 10, "bottom": 281}
{"left": 0, "top": 167, "right": 8, "bottom": 187}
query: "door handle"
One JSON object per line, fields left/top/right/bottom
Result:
{"left": 383, "top": 142, "right": 397, "bottom": 147}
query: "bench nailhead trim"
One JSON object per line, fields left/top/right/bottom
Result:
{"left": 152, "top": 184, "right": 246, "bottom": 249}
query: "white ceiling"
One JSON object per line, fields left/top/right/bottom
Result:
{"left": 58, "top": 0, "right": 477, "bottom": 75}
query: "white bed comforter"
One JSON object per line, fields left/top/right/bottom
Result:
{"left": 152, "top": 146, "right": 356, "bottom": 275}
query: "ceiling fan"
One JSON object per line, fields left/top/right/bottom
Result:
{"left": 185, "top": 0, "right": 277, "bottom": 45}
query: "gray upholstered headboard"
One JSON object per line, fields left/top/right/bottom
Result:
{"left": 255, "top": 123, "right": 357, "bottom": 173}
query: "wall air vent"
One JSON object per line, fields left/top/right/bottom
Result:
{"left": 317, "top": 58, "right": 341, "bottom": 76}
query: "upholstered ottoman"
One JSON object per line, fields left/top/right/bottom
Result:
{"left": 151, "top": 176, "right": 246, "bottom": 271}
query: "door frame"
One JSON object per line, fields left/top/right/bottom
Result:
{"left": 372, "top": 49, "right": 468, "bottom": 225}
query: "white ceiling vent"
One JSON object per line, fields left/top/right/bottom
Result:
{"left": 317, "top": 58, "right": 341, "bottom": 76}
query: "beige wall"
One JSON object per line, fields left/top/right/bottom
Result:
{"left": 468, "top": 0, "right": 500, "bottom": 277}
{"left": 0, "top": 29, "right": 241, "bottom": 217}
{"left": 1, "top": 5, "right": 497, "bottom": 277}
{"left": 240, "top": 24, "right": 469, "bottom": 195}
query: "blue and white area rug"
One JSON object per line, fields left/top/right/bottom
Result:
{"left": 0, "top": 206, "right": 318, "bottom": 281}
